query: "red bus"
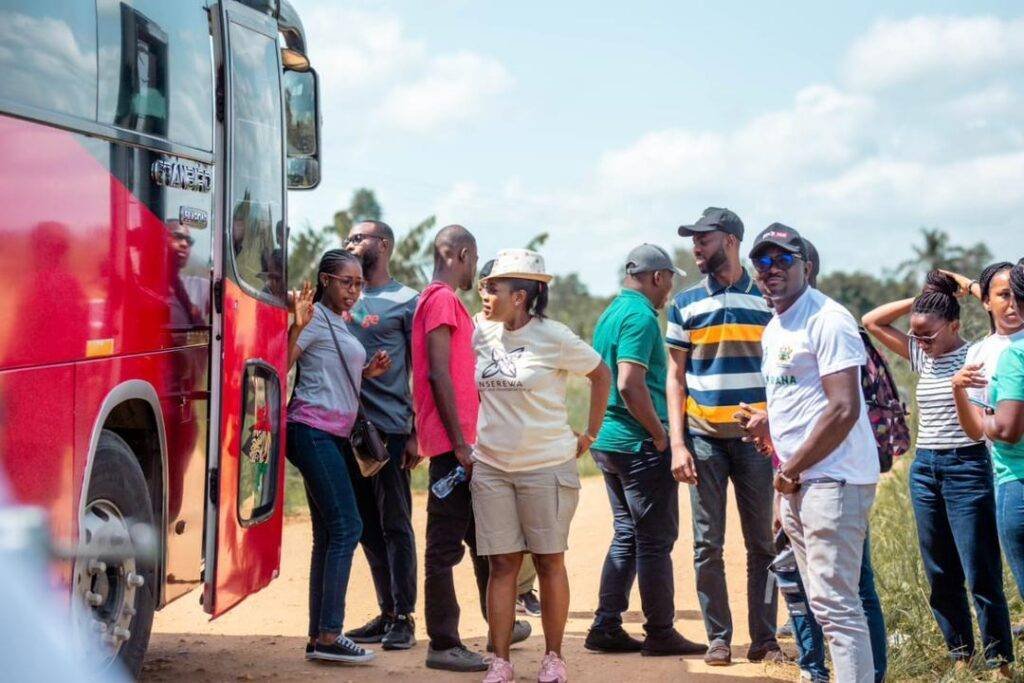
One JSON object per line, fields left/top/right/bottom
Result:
{"left": 0, "top": 0, "right": 321, "bottom": 674}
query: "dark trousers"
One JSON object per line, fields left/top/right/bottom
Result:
{"left": 424, "top": 453, "right": 489, "bottom": 650}
{"left": 345, "top": 432, "right": 417, "bottom": 616}
{"left": 591, "top": 442, "right": 679, "bottom": 636}
{"left": 286, "top": 422, "right": 363, "bottom": 637}
{"left": 997, "top": 478, "right": 1024, "bottom": 604}
{"left": 909, "top": 445, "right": 1013, "bottom": 663}
{"left": 782, "top": 535, "right": 888, "bottom": 683}
{"left": 687, "top": 434, "right": 777, "bottom": 648}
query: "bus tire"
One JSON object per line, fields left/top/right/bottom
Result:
{"left": 77, "top": 430, "right": 157, "bottom": 678}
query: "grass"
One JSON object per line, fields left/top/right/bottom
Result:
{"left": 870, "top": 456, "right": 1024, "bottom": 681}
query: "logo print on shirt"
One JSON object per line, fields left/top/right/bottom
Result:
{"left": 777, "top": 345, "right": 794, "bottom": 365}
{"left": 481, "top": 347, "right": 526, "bottom": 379}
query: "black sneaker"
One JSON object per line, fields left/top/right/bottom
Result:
{"left": 642, "top": 629, "right": 708, "bottom": 657}
{"left": 382, "top": 614, "right": 417, "bottom": 650}
{"left": 304, "top": 643, "right": 314, "bottom": 660}
{"left": 516, "top": 590, "right": 542, "bottom": 617}
{"left": 486, "top": 619, "right": 532, "bottom": 652}
{"left": 311, "top": 636, "right": 375, "bottom": 664}
{"left": 584, "top": 626, "right": 644, "bottom": 653}
{"left": 344, "top": 614, "right": 394, "bottom": 644}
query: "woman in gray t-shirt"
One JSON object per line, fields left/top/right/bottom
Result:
{"left": 286, "top": 249, "right": 390, "bottom": 664}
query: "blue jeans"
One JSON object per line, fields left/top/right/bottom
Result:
{"left": 687, "top": 434, "right": 777, "bottom": 648}
{"left": 287, "top": 422, "right": 363, "bottom": 637}
{"left": 909, "top": 445, "right": 1013, "bottom": 663}
{"left": 781, "top": 535, "right": 888, "bottom": 682}
{"left": 346, "top": 432, "right": 417, "bottom": 615}
{"left": 591, "top": 441, "right": 680, "bottom": 636}
{"left": 996, "top": 478, "right": 1024, "bottom": 604}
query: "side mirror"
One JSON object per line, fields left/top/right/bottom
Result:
{"left": 287, "top": 158, "right": 319, "bottom": 190}
{"left": 283, "top": 68, "right": 320, "bottom": 190}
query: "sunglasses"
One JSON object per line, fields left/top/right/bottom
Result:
{"left": 343, "top": 233, "right": 384, "bottom": 246}
{"left": 753, "top": 253, "right": 802, "bottom": 273}
{"left": 171, "top": 231, "right": 195, "bottom": 247}
{"left": 323, "top": 273, "right": 364, "bottom": 290}
{"left": 908, "top": 323, "right": 949, "bottom": 344}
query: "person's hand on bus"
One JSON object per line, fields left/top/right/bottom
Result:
{"left": 952, "top": 363, "right": 987, "bottom": 391}
{"left": 289, "top": 281, "right": 314, "bottom": 330}
{"left": 363, "top": 349, "right": 392, "bottom": 378}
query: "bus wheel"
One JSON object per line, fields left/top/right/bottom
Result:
{"left": 73, "top": 430, "right": 157, "bottom": 678}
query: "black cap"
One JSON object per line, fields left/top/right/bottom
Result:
{"left": 749, "top": 223, "right": 807, "bottom": 259}
{"left": 678, "top": 207, "right": 744, "bottom": 240}
{"left": 800, "top": 237, "right": 820, "bottom": 285}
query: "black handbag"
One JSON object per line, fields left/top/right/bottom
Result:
{"left": 320, "top": 306, "right": 389, "bottom": 477}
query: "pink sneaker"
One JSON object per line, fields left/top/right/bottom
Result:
{"left": 538, "top": 651, "right": 568, "bottom": 683}
{"left": 483, "top": 656, "right": 515, "bottom": 683}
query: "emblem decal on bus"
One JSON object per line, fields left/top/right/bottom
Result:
{"left": 179, "top": 206, "right": 209, "bottom": 229}
{"left": 151, "top": 157, "right": 213, "bottom": 193}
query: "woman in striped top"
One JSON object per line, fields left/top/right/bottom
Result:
{"left": 863, "top": 271, "right": 1013, "bottom": 675}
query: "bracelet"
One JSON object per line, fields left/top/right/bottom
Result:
{"left": 778, "top": 470, "right": 799, "bottom": 485}
{"left": 581, "top": 432, "right": 598, "bottom": 441}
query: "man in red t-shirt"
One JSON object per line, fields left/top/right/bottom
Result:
{"left": 414, "top": 225, "right": 529, "bottom": 672}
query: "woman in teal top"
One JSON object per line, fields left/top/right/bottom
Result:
{"left": 985, "top": 264, "right": 1024, "bottom": 601}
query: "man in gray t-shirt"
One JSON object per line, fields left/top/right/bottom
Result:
{"left": 341, "top": 220, "right": 421, "bottom": 650}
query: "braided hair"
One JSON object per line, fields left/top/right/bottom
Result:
{"left": 912, "top": 270, "right": 960, "bottom": 321}
{"left": 1011, "top": 263, "right": 1024, "bottom": 308}
{"left": 313, "top": 249, "right": 360, "bottom": 303}
{"left": 507, "top": 278, "right": 549, "bottom": 319}
{"left": 978, "top": 261, "right": 1014, "bottom": 332}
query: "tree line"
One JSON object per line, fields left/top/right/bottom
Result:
{"left": 289, "top": 188, "right": 997, "bottom": 343}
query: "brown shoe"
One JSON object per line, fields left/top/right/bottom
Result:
{"left": 747, "top": 643, "right": 790, "bottom": 663}
{"left": 704, "top": 640, "right": 731, "bottom": 666}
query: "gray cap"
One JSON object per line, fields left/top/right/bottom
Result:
{"left": 625, "top": 244, "right": 687, "bottom": 277}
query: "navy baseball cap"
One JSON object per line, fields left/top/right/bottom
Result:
{"left": 749, "top": 223, "right": 807, "bottom": 259}
{"left": 678, "top": 207, "right": 744, "bottom": 240}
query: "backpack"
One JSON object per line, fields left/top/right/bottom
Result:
{"left": 859, "top": 327, "right": 910, "bottom": 473}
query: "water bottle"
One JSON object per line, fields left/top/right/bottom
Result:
{"left": 431, "top": 465, "right": 467, "bottom": 499}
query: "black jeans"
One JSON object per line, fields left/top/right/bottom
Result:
{"left": 910, "top": 444, "right": 1013, "bottom": 663}
{"left": 591, "top": 441, "right": 680, "bottom": 636}
{"left": 345, "top": 432, "right": 417, "bottom": 616}
{"left": 286, "top": 422, "right": 363, "bottom": 637}
{"left": 424, "top": 453, "right": 490, "bottom": 650}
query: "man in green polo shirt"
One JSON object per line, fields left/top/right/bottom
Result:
{"left": 585, "top": 244, "right": 708, "bottom": 657}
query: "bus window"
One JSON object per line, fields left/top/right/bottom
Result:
{"left": 97, "top": 0, "right": 213, "bottom": 150}
{"left": 227, "top": 21, "right": 285, "bottom": 304}
{"left": 238, "top": 363, "right": 280, "bottom": 524}
{"left": 0, "top": 1, "right": 97, "bottom": 119}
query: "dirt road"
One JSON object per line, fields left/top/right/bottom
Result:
{"left": 146, "top": 475, "right": 794, "bottom": 682}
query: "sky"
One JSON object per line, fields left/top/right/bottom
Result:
{"left": 288, "top": 0, "right": 1024, "bottom": 295}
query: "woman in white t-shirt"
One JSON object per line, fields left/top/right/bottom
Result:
{"left": 863, "top": 271, "right": 1014, "bottom": 670}
{"left": 470, "top": 249, "right": 611, "bottom": 683}
{"left": 948, "top": 262, "right": 1024, "bottom": 440}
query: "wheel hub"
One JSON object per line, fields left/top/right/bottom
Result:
{"left": 72, "top": 499, "right": 141, "bottom": 661}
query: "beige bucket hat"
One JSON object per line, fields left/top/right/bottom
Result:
{"left": 480, "top": 248, "right": 554, "bottom": 284}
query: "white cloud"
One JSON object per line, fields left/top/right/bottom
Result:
{"left": 377, "top": 52, "right": 513, "bottom": 133}
{"left": 301, "top": 7, "right": 511, "bottom": 135}
{"left": 844, "top": 16, "right": 1024, "bottom": 92}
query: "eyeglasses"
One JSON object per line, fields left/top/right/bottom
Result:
{"left": 908, "top": 324, "right": 949, "bottom": 344}
{"left": 323, "top": 273, "right": 364, "bottom": 290}
{"left": 343, "top": 233, "right": 384, "bottom": 246}
{"left": 753, "top": 253, "right": 802, "bottom": 273}
{"left": 171, "top": 231, "right": 195, "bottom": 247}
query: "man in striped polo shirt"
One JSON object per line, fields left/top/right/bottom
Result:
{"left": 666, "top": 207, "right": 782, "bottom": 666}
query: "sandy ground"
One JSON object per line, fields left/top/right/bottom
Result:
{"left": 146, "top": 476, "right": 795, "bottom": 682}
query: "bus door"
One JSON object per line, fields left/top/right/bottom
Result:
{"left": 204, "top": 0, "right": 290, "bottom": 617}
